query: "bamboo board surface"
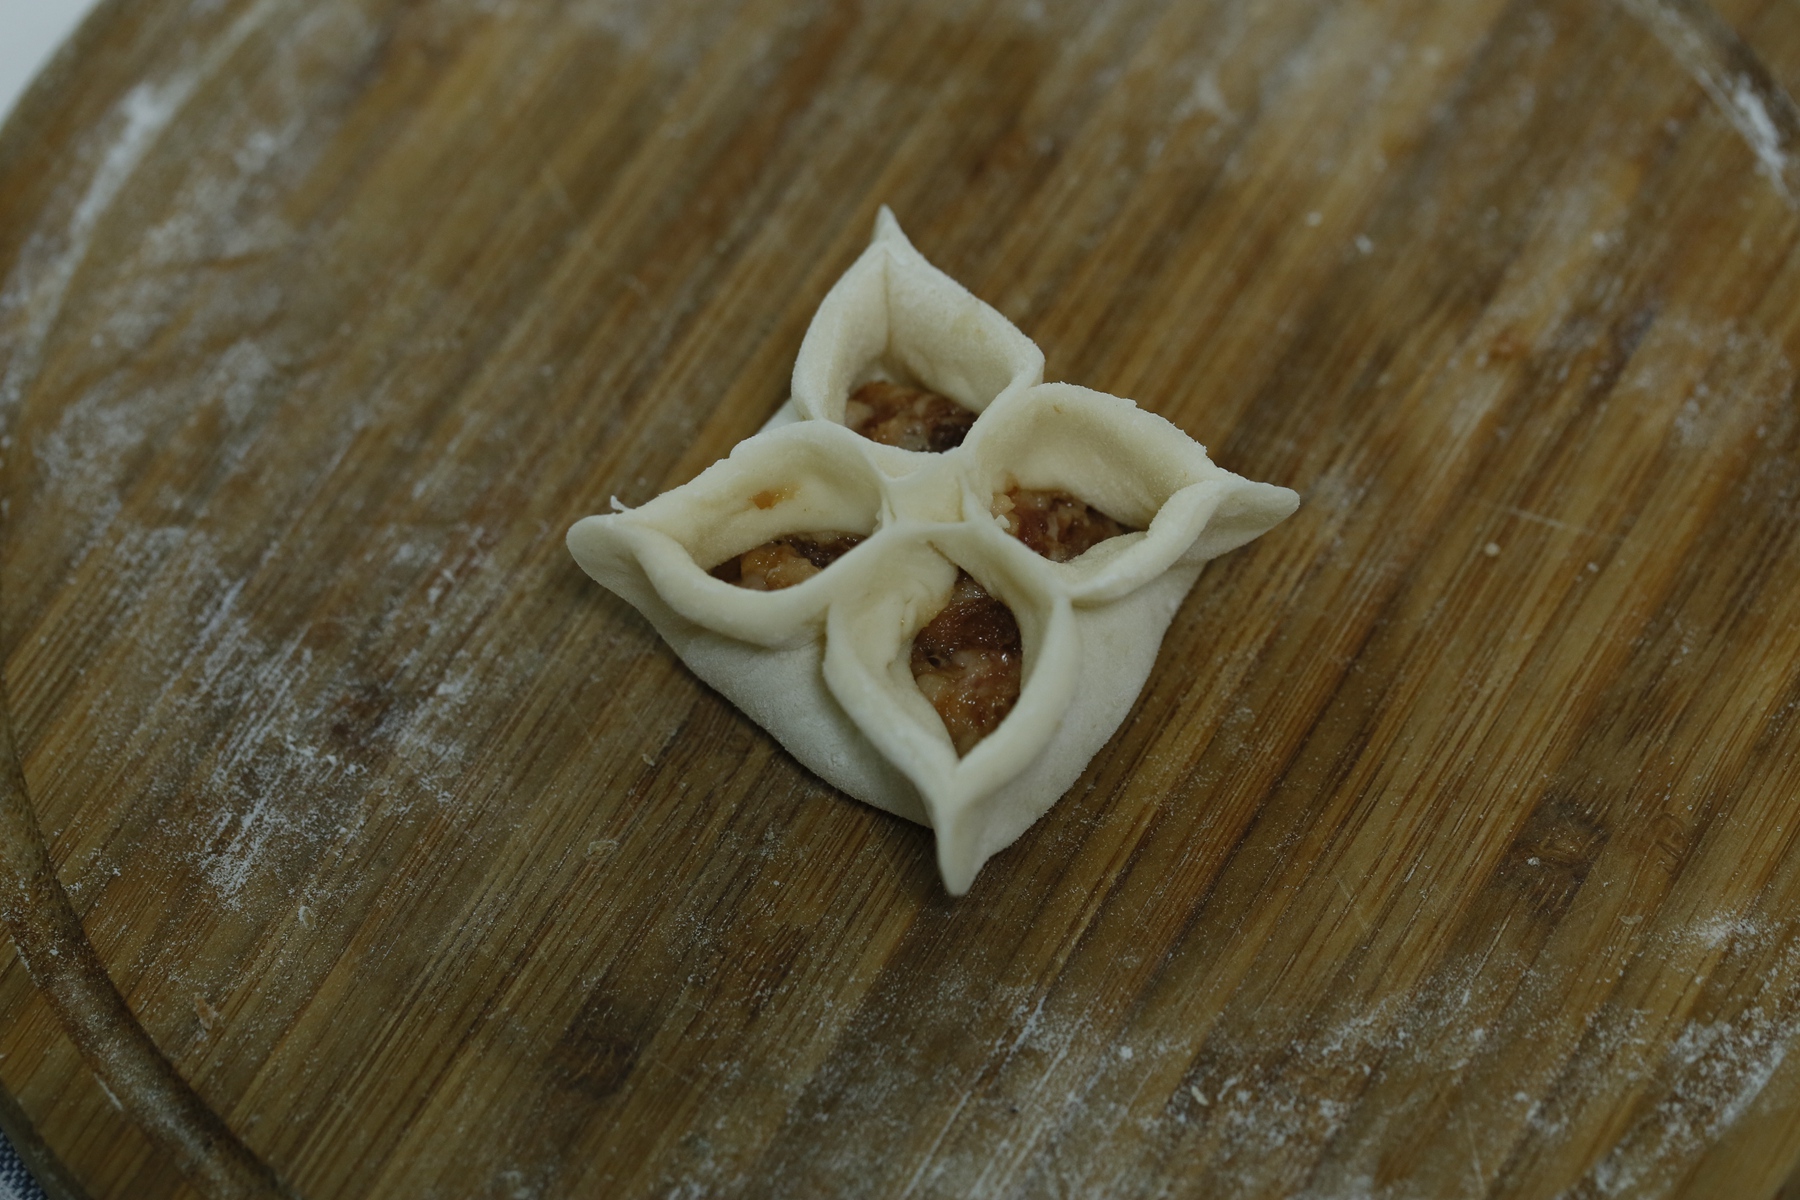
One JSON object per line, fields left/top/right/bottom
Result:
{"left": 3, "top": 0, "right": 1800, "bottom": 1196}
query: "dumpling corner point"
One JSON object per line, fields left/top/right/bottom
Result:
{"left": 566, "top": 207, "right": 1298, "bottom": 896}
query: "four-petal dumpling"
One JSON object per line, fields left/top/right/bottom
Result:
{"left": 567, "top": 209, "right": 1298, "bottom": 894}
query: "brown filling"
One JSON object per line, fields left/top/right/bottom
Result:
{"left": 992, "top": 486, "right": 1137, "bottom": 562}
{"left": 910, "top": 572, "right": 1023, "bottom": 756}
{"left": 710, "top": 533, "right": 865, "bottom": 591}
{"left": 845, "top": 380, "right": 976, "bottom": 452}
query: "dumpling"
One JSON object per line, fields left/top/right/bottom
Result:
{"left": 566, "top": 209, "right": 1298, "bottom": 895}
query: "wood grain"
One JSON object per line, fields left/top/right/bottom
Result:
{"left": 4, "top": 0, "right": 1800, "bottom": 1196}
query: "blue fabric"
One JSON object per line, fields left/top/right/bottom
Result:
{"left": 0, "top": 1129, "right": 46, "bottom": 1200}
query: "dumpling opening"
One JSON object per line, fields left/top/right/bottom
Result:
{"left": 634, "top": 427, "right": 883, "bottom": 583}
{"left": 990, "top": 485, "right": 1139, "bottom": 562}
{"left": 844, "top": 378, "right": 976, "bottom": 453}
{"left": 710, "top": 533, "right": 867, "bottom": 591}
{"left": 909, "top": 571, "right": 1023, "bottom": 756}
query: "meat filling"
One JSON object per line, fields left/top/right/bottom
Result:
{"left": 845, "top": 380, "right": 976, "bottom": 452}
{"left": 910, "top": 572, "right": 1023, "bottom": 756}
{"left": 711, "top": 533, "right": 865, "bottom": 591}
{"left": 992, "top": 486, "right": 1137, "bottom": 562}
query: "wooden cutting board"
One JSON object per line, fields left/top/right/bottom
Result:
{"left": 4, "top": 0, "right": 1800, "bottom": 1196}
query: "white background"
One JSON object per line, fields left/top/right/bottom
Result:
{"left": 0, "top": 0, "right": 101, "bottom": 126}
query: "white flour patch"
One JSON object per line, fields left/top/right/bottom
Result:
{"left": 0, "top": 76, "right": 189, "bottom": 442}
{"left": 1729, "top": 77, "right": 1789, "bottom": 192}
{"left": 1174, "top": 69, "right": 1233, "bottom": 123}
{"left": 865, "top": 906, "right": 1800, "bottom": 1200}
{"left": 1549, "top": 917, "right": 1800, "bottom": 1200}
{"left": 1680, "top": 913, "right": 1769, "bottom": 950}
{"left": 1579, "top": 1007, "right": 1797, "bottom": 1199}
{"left": 29, "top": 329, "right": 297, "bottom": 583}
{"left": 118, "top": 517, "right": 526, "bottom": 904}
{"left": 0, "top": 0, "right": 499, "bottom": 910}
{"left": 1620, "top": 0, "right": 1800, "bottom": 206}
{"left": 0, "top": 0, "right": 289, "bottom": 425}
{"left": 1612, "top": 315, "right": 1795, "bottom": 458}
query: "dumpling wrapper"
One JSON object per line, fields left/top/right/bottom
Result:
{"left": 567, "top": 210, "right": 1298, "bottom": 895}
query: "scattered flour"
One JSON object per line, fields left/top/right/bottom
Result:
{"left": 0, "top": 0, "right": 527, "bottom": 913}
{"left": 811, "top": 912, "right": 1800, "bottom": 1200}
{"left": 1620, "top": 0, "right": 1800, "bottom": 205}
{"left": 0, "top": 0, "right": 291, "bottom": 425}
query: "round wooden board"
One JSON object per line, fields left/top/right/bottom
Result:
{"left": 5, "top": 0, "right": 1800, "bottom": 1196}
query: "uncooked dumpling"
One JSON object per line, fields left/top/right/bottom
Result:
{"left": 566, "top": 209, "right": 1298, "bottom": 895}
